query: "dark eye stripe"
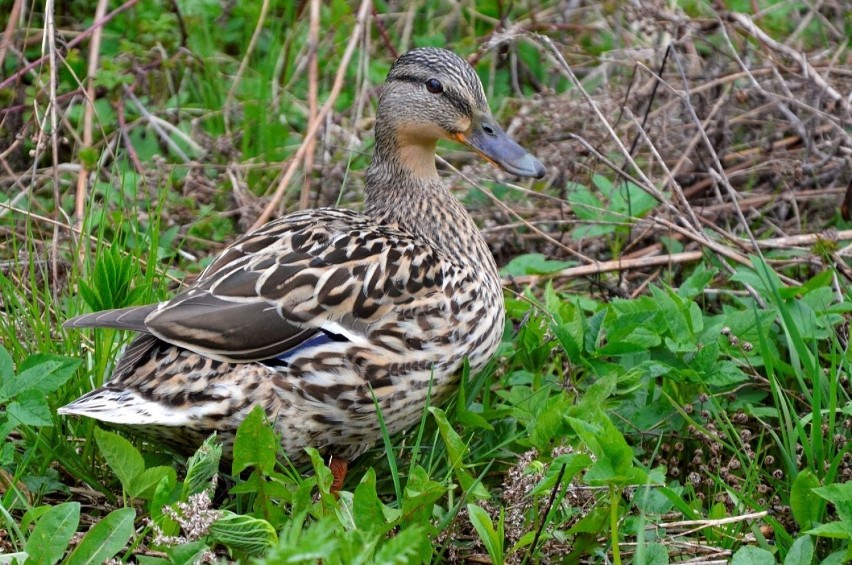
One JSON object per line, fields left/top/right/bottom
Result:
{"left": 388, "top": 74, "right": 472, "bottom": 118}
{"left": 390, "top": 73, "right": 426, "bottom": 85}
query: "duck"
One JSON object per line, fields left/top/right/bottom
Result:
{"left": 60, "top": 47, "right": 545, "bottom": 488}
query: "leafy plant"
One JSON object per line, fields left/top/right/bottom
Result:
{"left": 1, "top": 1, "right": 848, "bottom": 563}
{"left": 0, "top": 345, "right": 79, "bottom": 440}
{"left": 77, "top": 245, "right": 147, "bottom": 314}
{"left": 805, "top": 482, "right": 852, "bottom": 561}
{"left": 468, "top": 503, "right": 505, "bottom": 565}
{"left": 17, "top": 502, "right": 135, "bottom": 565}
{"left": 94, "top": 427, "right": 177, "bottom": 504}
{"left": 567, "top": 175, "right": 657, "bottom": 240}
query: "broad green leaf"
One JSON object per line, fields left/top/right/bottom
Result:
{"left": 691, "top": 341, "right": 720, "bottom": 375}
{"left": 530, "top": 453, "right": 593, "bottom": 496}
{"left": 17, "top": 355, "right": 81, "bottom": 392}
{"left": 605, "top": 310, "right": 660, "bottom": 342}
{"left": 165, "top": 540, "right": 210, "bottom": 565}
{"left": 783, "top": 535, "right": 814, "bottom": 565}
{"left": 788, "top": 300, "right": 824, "bottom": 340}
{"left": 552, "top": 311, "right": 583, "bottom": 361}
{"left": 6, "top": 389, "right": 52, "bottom": 427}
{"left": 596, "top": 341, "right": 649, "bottom": 356}
{"left": 790, "top": 470, "right": 822, "bottom": 530}
{"left": 567, "top": 183, "right": 603, "bottom": 221}
{"left": 263, "top": 513, "right": 340, "bottom": 562}
{"left": 66, "top": 507, "right": 136, "bottom": 565}
{"left": 353, "top": 469, "right": 389, "bottom": 535}
{"left": 372, "top": 524, "right": 429, "bottom": 564}
{"left": 402, "top": 466, "right": 446, "bottom": 528}
{"left": 820, "top": 548, "right": 852, "bottom": 565}
{"left": 429, "top": 407, "right": 467, "bottom": 467}
{"left": 19, "top": 505, "right": 50, "bottom": 532}
{"left": 633, "top": 486, "right": 675, "bottom": 515}
{"left": 579, "top": 372, "right": 618, "bottom": 409}
{"left": 454, "top": 404, "right": 493, "bottom": 430}
{"left": 529, "top": 392, "right": 572, "bottom": 450}
{"left": 150, "top": 474, "right": 180, "bottom": 531}
{"left": 467, "top": 504, "right": 503, "bottom": 565}
{"left": 704, "top": 360, "right": 750, "bottom": 387}
{"left": 135, "top": 557, "right": 170, "bottom": 565}
{"left": 607, "top": 178, "right": 657, "bottom": 218}
{"left": 585, "top": 309, "right": 606, "bottom": 353}
{"left": 24, "top": 502, "right": 80, "bottom": 565}
{"left": 806, "top": 521, "right": 852, "bottom": 539}
{"left": 649, "top": 286, "right": 690, "bottom": 342}
{"left": 129, "top": 466, "right": 176, "bottom": 500}
{"left": 662, "top": 338, "right": 697, "bottom": 354}
{"left": 813, "top": 483, "right": 852, "bottom": 503}
{"left": 95, "top": 427, "right": 144, "bottom": 494}
{"left": 568, "top": 417, "right": 603, "bottom": 458}
{"left": 678, "top": 264, "right": 715, "bottom": 299}
{"left": 183, "top": 435, "right": 222, "bottom": 499}
{"left": 232, "top": 406, "right": 277, "bottom": 475}
{"left": 641, "top": 542, "right": 669, "bottom": 565}
{"left": 567, "top": 505, "right": 609, "bottom": 534}
{"left": 837, "top": 501, "right": 852, "bottom": 526}
{"left": 0, "top": 345, "right": 13, "bottom": 385}
{"left": 209, "top": 511, "right": 278, "bottom": 556}
{"left": 709, "top": 502, "right": 728, "bottom": 521}
{"left": 570, "top": 413, "right": 631, "bottom": 473}
{"left": 584, "top": 459, "right": 647, "bottom": 486}
{"left": 511, "top": 530, "right": 539, "bottom": 551}
{"left": 1, "top": 356, "right": 80, "bottom": 399}
{"left": 454, "top": 368, "right": 493, "bottom": 431}
{"left": 569, "top": 412, "right": 648, "bottom": 486}
{"left": 731, "top": 546, "right": 775, "bottom": 565}
{"left": 500, "top": 253, "right": 573, "bottom": 277}
{"left": 430, "top": 407, "right": 489, "bottom": 499}
{"left": 305, "top": 447, "right": 334, "bottom": 495}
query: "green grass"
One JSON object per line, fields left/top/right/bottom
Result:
{"left": 1, "top": 0, "right": 851, "bottom": 563}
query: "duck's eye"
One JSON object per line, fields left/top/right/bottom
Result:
{"left": 425, "top": 78, "right": 444, "bottom": 94}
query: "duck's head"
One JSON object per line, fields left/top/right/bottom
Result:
{"left": 373, "top": 47, "right": 545, "bottom": 179}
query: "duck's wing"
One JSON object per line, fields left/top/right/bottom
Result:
{"left": 115, "top": 209, "right": 447, "bottom": 363}
{"left": 63, "top": 296, "right": 310, "bottom": 363}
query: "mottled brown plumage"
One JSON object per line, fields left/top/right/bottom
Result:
{"left": 60, "top": 48, "right": 544, "bottom": 467}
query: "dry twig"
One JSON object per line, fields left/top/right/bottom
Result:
{"left": 73, "top": 0, "right": 109, "bottom": 231}
{"left": 250, "top": 0, "right": 373, "bottom": 230}
{"left": 299, "top": 0, "right": 321, "bottom": 210}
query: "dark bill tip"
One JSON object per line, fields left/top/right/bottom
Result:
{"left": 501, "top": 151, "right": 546, "bottom": 179}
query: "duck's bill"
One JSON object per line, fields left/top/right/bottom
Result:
{"left": 455, "top": 112, "right": 545, "bottom": 179}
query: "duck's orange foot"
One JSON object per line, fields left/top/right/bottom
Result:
{"left": 329, "top": 457, "right": 348, "bottom": 495}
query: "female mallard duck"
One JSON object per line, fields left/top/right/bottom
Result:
{"left": 60, "top": 48, "right": 544, "bottom": 484}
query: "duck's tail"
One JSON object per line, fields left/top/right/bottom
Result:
{"left": 63, "top": 304, "right": 159, "bottom": 332}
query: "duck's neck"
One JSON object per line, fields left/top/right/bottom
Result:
{"left": 364, "top": 127, "right": 497, "bottom": 278}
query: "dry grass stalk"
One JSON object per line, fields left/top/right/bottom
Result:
{"left": 250, "top": 0, "right": 373, "bottom": 230}
{"left": 73, "top": 0, "right": 109, "bottom": 234}
{"left": 0, "top": 0, "right": 23, "bottom": 67}
{"left": 224, "top": 0, "right": 272, "bottom": 134}
{"left": 0, "top": 0, "right": 142, "bottom": 91}
{"left": 300, "top": 0, "right": 321, "bottom": 211}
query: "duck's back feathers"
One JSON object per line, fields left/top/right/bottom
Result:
{"left": 141, "top": 208, "right": 453, "bottom": 363}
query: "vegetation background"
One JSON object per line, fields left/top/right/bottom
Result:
{"left": 0, "top": 0, "right": 850, "bottom": 563}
